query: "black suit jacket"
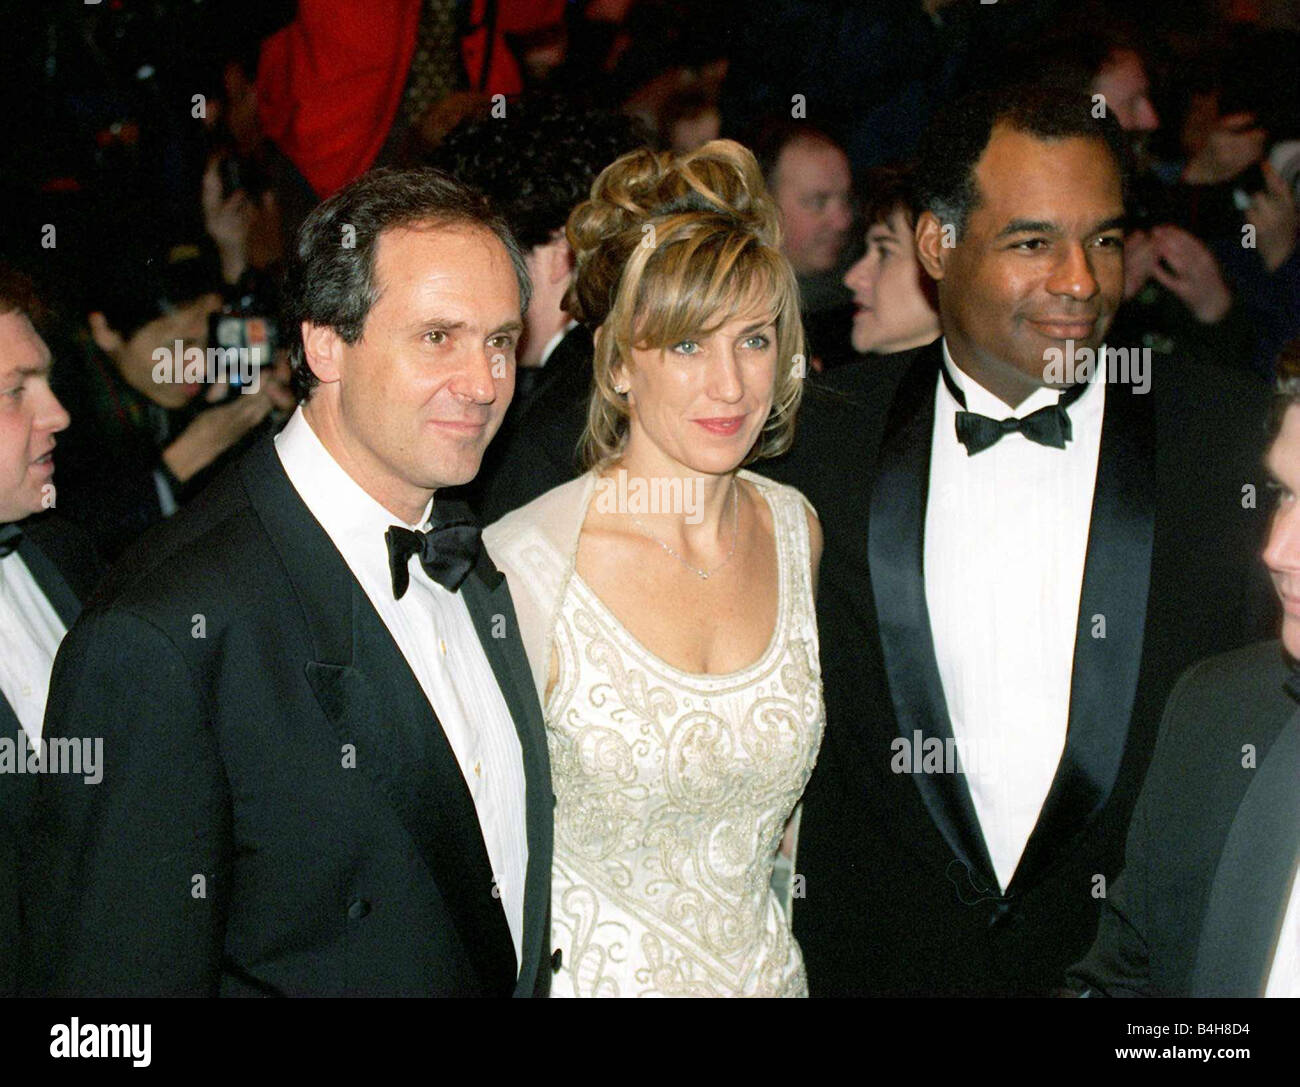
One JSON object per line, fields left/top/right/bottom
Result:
{"left": 762, "top": 340, "right": 1276, "bottom": 995}
{"left": 0, "top": 514, "right": 102, "bottom": 996}
{"left": 474, "top": 324, "right": 593, "bottom": 522}
{"left": 26, "top": 435, "right": 554, "bottom": 996}
{"left": 1069, "top": 641, "right": 1300, "bottom": 996}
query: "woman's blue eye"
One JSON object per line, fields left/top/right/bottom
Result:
{"left": 673, "top": 341, "right": 700, "bottom": 355}
{"left": 743, "top": 335, "right": 771, "bottom": 349}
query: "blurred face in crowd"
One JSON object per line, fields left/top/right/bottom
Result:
{"left": 916, "top": 125, "right": 1126, "bottom": 408}
{"left": 1183, "top": 102, "right": 1268, "bottom": 185}
{"left": 1263, "top": 403, "right": 1300, "bottom": 658}
{"left": 772, "top": 139, "right": 854, "bottom": 276}
{"left": 844, "top": 209, "right": 939, "bottom": 355}
{"left": 302, "top": 223, "right": 521, "bottom": 523}
{"left": 1092, "top": 49, "right": 1159, "bottom": 134}
{"left": 615, "top": 298, "right": 779, "bottom": 479}
{"left": 90, "top": 293, "right": 223, "bottom": 410}
{"left": 0, "top": 311, "right": 70, "bottom": 522}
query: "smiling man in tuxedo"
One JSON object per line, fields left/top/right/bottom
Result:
{"left": 29, "top": 169, "right": 555, "bottom": 996}
{"left": 766, "top": 88, "right": 1275, "bottom": 994}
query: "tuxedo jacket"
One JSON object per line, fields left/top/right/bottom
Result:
{"left": 26, "top": 435, "right": 555, "bottom": 997}
{"left": 0, "top": 514, "right": 102, "bottom": 996}
{"left": 1068, "top": 640, "right": 1300, "bottom": 997}
{"left": 762, "top": 340, "right": 1276, "bottom": 995}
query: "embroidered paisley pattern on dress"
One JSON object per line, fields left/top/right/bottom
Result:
{"left": 546, "top": 473, "right": 825, "bottom": 997}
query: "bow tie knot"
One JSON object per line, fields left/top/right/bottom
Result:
{"left": 385, "top": 509, "right": 483, "bottom": 598}
{"left": 0, "top": 523, "right": 22, "bottom": 558}
{"left": 942, "top": 361, "right": 1088, "bottom": 456}
{"left": 955, "top": 402, "right": 1074, "bottom": 455}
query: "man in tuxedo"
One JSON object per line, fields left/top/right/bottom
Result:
{"left": 765, "top": 88, "right": 1276, "bottom": 994}
{"left": 0, "top": 268, "right": 101, "bottom": 995}
{"left": 29, "top": 169, "right": 555, "bottom": 996}
{"left": 1069, "top": 359, "right": 1300, "bottom": 997}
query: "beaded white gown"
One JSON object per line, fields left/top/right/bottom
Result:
{"left": 539, "top": 471, "right": 825, "bottom": 997}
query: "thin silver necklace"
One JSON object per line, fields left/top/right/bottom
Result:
{"left": 628, "top": 476, "right": 739, "bottom": 580}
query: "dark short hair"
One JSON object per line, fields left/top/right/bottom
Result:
{"left": 0, "top": 264, "right": 44, "bottom": 327}
{"left": 1270, "top": 338, "right": 1300, "bottom": 441}
{"left": 430, "top": 95, "right": 649, "bottom": 252}
{"left": 861, "top": 163, "right": 918, "bottom": 233}
{"left": 746, "top": 118, "right": 845, "bottom": 191}
{"left": 282, "top": 167, "right": 532, "bottom": 402}
{"left": 86, "top": 237, "right": 223, "bottom": 341}
{"left": 913, "top": 86, "right": 1133, "bottom": 238}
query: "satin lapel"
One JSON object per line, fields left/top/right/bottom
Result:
{"left": 239, "top": 437, "right": 517, "bottom": 994}
{"left": 459, "top": 543, "right": 554, "bottom": 998}
{"left": 1009, "top": 380, "right": 1155, "bottom": 895}
{"left": 16, "top": 537, "right": 80, "bottom": 628}
{"left": 1192, "top": 710, "right": 1300, "bottom": 997}
{"left": 869, "top": 344, "right": 997, "bottom": 891}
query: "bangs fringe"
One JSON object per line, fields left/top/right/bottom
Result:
{"left": 629, "top": 230, "right": 794, "bottom": 349}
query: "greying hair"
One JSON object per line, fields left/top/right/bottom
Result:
{"left": 282, "top": 167, "right": 532, "bottom": 402}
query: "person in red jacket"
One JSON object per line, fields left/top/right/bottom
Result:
{"left": 257, "top": 0, "right": 566, "bottom": 203}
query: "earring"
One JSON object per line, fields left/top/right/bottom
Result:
{"left": 614, "top": 383, "right": 629, "bottom": 395}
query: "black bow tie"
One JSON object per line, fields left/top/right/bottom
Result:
{"left": 385, "top": 505, "right": 484, "bottom": 598}
{"left": 0, "top": 523, "right": 21, "bottom": 558}
{"left": 942, "top": 363, "right": 1088, "bottom": 456}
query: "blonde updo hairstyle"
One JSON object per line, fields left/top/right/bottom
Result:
{"left": 564, "top": 138, "right": 806, "bottom": 471}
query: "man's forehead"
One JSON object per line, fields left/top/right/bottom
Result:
{"left": 778, "top": 140, "right": 849, "bottom": 185}
{"left": 376, "top": 218, "right": 502, "bottom": 268}
{"left": 371, "top": 223, "right": 517, "bottom": 308}
{"left": 971, "top": 127, "right": 1122, "bottom": 216}
{"left": 0, "top": 311, "right": 51, "bottom": 374}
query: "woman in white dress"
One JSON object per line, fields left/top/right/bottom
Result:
{"left": 484, "top": 139, "right": 825, "bottom": 997}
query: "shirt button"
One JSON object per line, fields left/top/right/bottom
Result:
{"left": 347, "top": 898, "right": 371, "bottom": 920}
{"left": 439, "top": 639, "right": 447, "bottom": 656}
{"left": 20, "top": 685, "right": 32, "bottom": 697}
{"left": 473, "top": 760, "right": 482, "bottom": 777}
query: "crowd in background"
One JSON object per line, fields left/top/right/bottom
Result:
{"left": 1, "top": 0, "right": 1298, "bottom": 559}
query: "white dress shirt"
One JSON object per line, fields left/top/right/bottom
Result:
{"left": 0, "top": 547, "right": 67, "bottom": 747}
{"left": 275, "top": 408, "right": 528, "bottom": 971}
{"left": 924, "top": 340, "right": 1105, "bottom": 892}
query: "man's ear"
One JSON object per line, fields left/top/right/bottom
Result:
{"left": 914, "top": 210, "right": 952, "bottom": 283}
{"left": 87, "top": 312, "right": 123, "bottom": 355}
{"left": 301, "top": 322, "right": 345, "bottom": 385}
